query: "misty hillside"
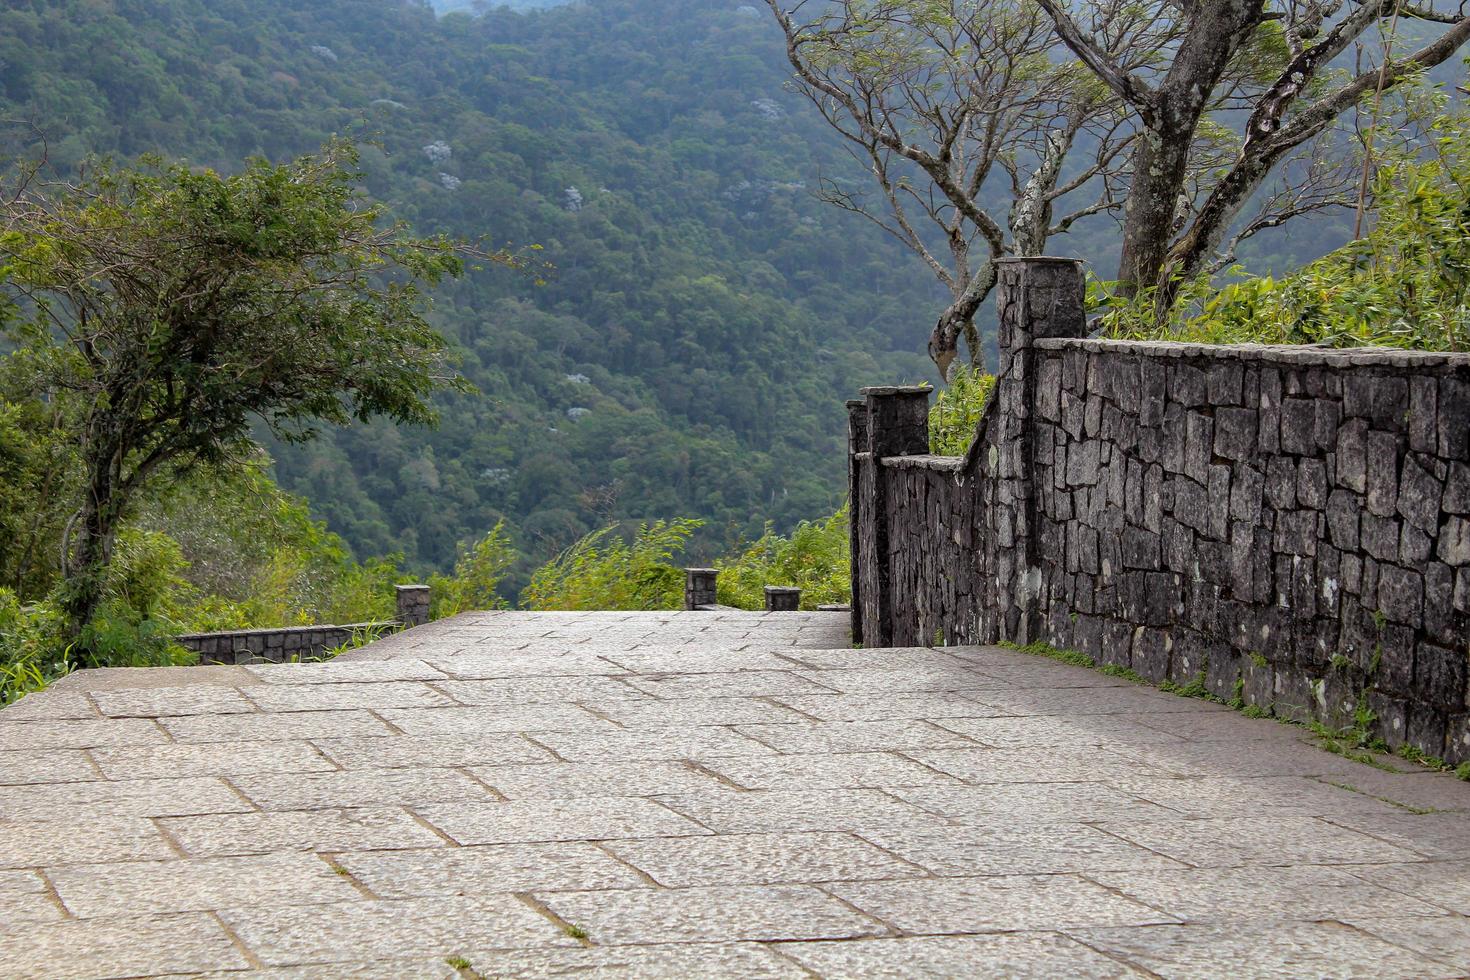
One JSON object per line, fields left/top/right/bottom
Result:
{"left": 0, "top": 0, "right": 951, "bottom": 571}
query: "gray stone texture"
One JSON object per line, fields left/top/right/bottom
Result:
{"left": 4, "top": 609, "right": 1470, "bottom": 976}
{"left": 851, "top": 257, "right": 1470, "bottom": 763}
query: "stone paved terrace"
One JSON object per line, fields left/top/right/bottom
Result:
{"left": 2, "top": 610, "right": 1470, "bottom": 979}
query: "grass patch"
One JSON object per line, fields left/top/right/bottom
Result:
{"left": 1099, "top": 663, "right": 1149, "bottom": 684}
{"left": 1001, "top": 640, "right": 1094, "bottom": 668}
{"left": 445, "top": 956, "right": 484, "bottom": 979}
{"left": 1004, "top": 640, "right": 1470, "bottom": 777}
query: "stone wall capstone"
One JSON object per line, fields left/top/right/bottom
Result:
{"left": 850, "top": 256, "right": 1470, "bottom": 764}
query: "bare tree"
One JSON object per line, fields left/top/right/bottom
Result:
{"left": 765, "top": 0, "right": 1139, "bottom": 378}
{"left": 1035, "top": 0, "right": 1470, "bottom": 305}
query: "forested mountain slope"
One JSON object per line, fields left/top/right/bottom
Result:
{"left": 0, "top": 0, "right": 940, "bottom": 569}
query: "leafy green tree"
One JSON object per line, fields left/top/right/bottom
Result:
{"left": 0, "top": 142, "right": 493, "bottom": 653}
{"left": 523, "top": 519, "right": 702, "bottom": 610}
{"left": 1099, "top": 104, "right": 1470, "bottom": 351}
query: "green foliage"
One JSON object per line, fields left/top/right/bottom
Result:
{"left": 0, "top": 0, "right": 939, "bottom": 577}
{"left": 523, "top": 519, "right": 702, "bottom": 611}
{"left": 1098, "top": 108, "right": 1470, "bottom": 352}
{"left": 318, "top": 623, "right": 395, "bottom": 661}
{"left": 715, "top": 505, "right": 850, "bottom": 610}
{"left": 429, "top": 521, "right": 517, "bottom": 618}
{"left": 1, "top": 142, "right": 485, "bottom": 644}
{"left": 0, "top": 590, "right": 70, "bottom": 705}
{"left": 1001, "top": 640, "right": 1095, "bottom": 669}
{"left": 928, "top": 368, "right": 994, "bottom": 456}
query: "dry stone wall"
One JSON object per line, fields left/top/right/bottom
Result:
{"left": 176, "top": 623, "right": 396, "bottom": 665}
{"left": 850, "top": 257, "right": 1470, "bottom": 764}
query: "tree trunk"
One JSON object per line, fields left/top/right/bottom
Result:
{"left": 61, "top": 448, "right": 124, "bottom": 657}
{"left": 1116, "top": 128, "right": 1192, "bottom": 297}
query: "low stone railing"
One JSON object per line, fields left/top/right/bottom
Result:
{"left": 848, "top": 255, "right": 1470, "bottom": 764}
{"left": 177, "top": 584, "right": 431, "bottom": 665}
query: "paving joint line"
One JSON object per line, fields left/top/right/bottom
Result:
{"left": 453, "top": 766, "right": 509, "bottom": 802}
{"left": 513, "top": 890, "right": 593, "bottom": 946}
{"left": 588, "top": 840, "right": 664, "bottom": 888}
{"left": 316, "top": 851, "right": 381, "bottom": 900}
{"left": 208, "top": 909, "right": 267, "bottom": 970}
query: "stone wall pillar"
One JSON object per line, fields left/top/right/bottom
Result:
{"left": 684, "top": 568, "right": 718, "bottom": 610}
{"left": 846, "top": 399, "right": 869, "bottom": 644}
{"left": 395, "top": 584, "right": 431, "bottom": 628}
{"left": 862, "top": 385, "right": 932, "bottom": 647}
{"left": 991, "top": 256, "right": 1087, "bottom": 642}
{"left": 764, "top": 586, "right": 802, "bottom": 611}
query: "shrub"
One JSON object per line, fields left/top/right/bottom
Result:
{"left": 523, "top": 519, "right": 701, "bottom": 611}
{"left": 429, "top": 521, "right": 517, "bottom": 618}
{"left": 928, "top": 368, "right": 994, "bottom": 456}
{"left": 1099, "top": 108, "right": 1470, "bottom": 352}
{"left": 716, "top": 505, "right": 850, "bottom": 610}
{"left": 0, "top": 590, "right": 69, "bottom": 705}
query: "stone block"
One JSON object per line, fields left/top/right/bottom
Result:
{"left": 1134, "top": 575, "right": 1181, "bottom": 628}
{"left": 1378, "top": 624, "right": 1417, "bottom": 695}
{"left": 1297, "top": 459, "right": 1328, "bottom": 511}
{"left": 1207, "top": 466, "right": 1231, "bottom": 541}
{"left": 1259, "top": 407, "right": 1282, "bottom": 456}
{"left": 1067, "top": 439, "right": 1102, "bottom": 487}
{"left": 1280, "top": 399, "right": 1317, "bottom": 455}
{"left": 1397, "top": 455, "right": 1442, "bottom": 531}
{"left": 1213, "top": 407, "right": 1256, "bottom": 460}
{"left": 1341, "top": 553, "right": 1363, "bottom": 595}
{"left": 1184, "top": 412, "right": 1213, "bottom": 483}
{"left": 1409, "top": 375, "right": 1438, "bottom": 452}
{"left": 1377, "top": 565, "right": 1423, "bottom": 628}
{"left": 1445, "top": 462, "right": 1470, "bottom": 514}
{"left": 1440, "top": 378, "right": 1470, "bottom": 459}
{"left": 1365, "top": 431, "right": 1400, "bottom": 516}
{"left": 1169, "top": 363, "right": 1207, "bottom": 407}
{"left": 1335, "top": 418, "right": 1368, "bottom": 492}
{"left": 1085, "top": 393, "right": 1104, "bottom": 438}
{"left": 1172, "top": 479, "right": 1209, "bottom": 537}
{"left": 1422, "top": 562, "right": 1456, "bottom": 645}
{"left": 1270, "top": 511, "right": 1317, "bottom": 555}
{"left": 1162, "top": 404, "right": 1186, "bottom": 471}
{"left": 1313, "top": 399, "right": 1342, "bottom": 451}
{"left": 1132, "top": 626, "right": 1173, "bottom": 677}
{"left": 1325, "top": 490, "right": 1360, "bottom": 550}
{"left": 1230, "top": 464, "right": 1264, "bottom": 523}
{"left": 1406, "top": 705, "right": 1449, "bottom": 760}
{"left": 1416, "top": 642, "right": 1467, "bottom": 710}
{"left": 1208, "top": 361, "right": 1244, "bottom": 406}
{"left": 1122, "top": 526, "right": 1162, "bottom": 570}
{"left": 1400, "top": 523, "right": 1432, "bottom": 565}
{"left": 1439, "top": 517, "right": 1470, "bottom": 565}
{"left": 1265, "top": 456, "right": 1297, "bottom": 510}
{"left": 1140, "top": 360, "right": 1167, "bottom": 426}
{"left": 1360, "top": 513, "right": 1400, "bottom": 563}
{"left": 221, "top": 896, "right": 574, "bottom": 966}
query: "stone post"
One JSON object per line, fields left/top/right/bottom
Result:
{"left": 862, "top": 384, "right": 932, "bottom": 647}
{"left": 395, "top": 584, "right": 431, "bottom": 628}
{"left": 991, "top": 256, "right": 1087, "bottom": 643}
{"left": 684, "top": 568, "right": 718, "bottom": 610}
{"left": 764, "top": 585, "right": 802, "bottom": 611}
{"left": 846, "top": 399, "right": 869, "bottom": 644}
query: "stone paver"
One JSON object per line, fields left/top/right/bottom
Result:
{"left": 47, "top": 852, "right": 361, "bottom": 917}
{"left": 159, "top": 807, "right": 448, "bottom": 858}
{"left": 3, "top": 609, "right": 1470, "bottom": 977}
{"left": 539, "top": 883, "right": 887, "bottom": 944}
{"left": 336, "top": 842, "right": 647, "bottom": 897}
{"left": 0, "top": 913, "right": 251, "bottom": 978}
{"left": 605, "top": 830, "right": 922, "bottom": 887}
